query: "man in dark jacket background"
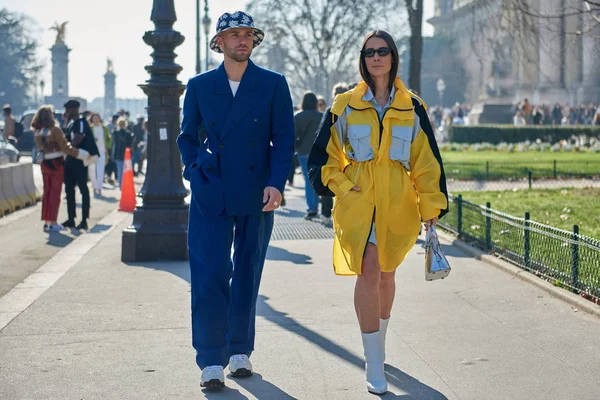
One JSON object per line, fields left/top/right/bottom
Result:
{"left": 62, "top": 99, "right": 99, "bottom": 230}
{"left": 294, "top": 92, "right": 323, "bottom": 220}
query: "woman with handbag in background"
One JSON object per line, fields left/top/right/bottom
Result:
{"left": 88, "top": 113, "right": 110, "bottom": 197}
{"left": 32, "top": 105, "right": 90, "bottom": 231}
{"left": 308, "top": 30, "right": 448, "bottom": 394}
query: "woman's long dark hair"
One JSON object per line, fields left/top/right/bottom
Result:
{"left": 359, "top": 30, "right": 400, "bottom": 97}
{"left": 300, "top": 91, "right": 318, "bottom": 111}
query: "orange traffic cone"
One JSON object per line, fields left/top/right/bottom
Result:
{"left": 119, "top": 148, "right": 136, "bottom": 212}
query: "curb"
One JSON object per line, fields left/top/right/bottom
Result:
{"left": 437, "top": 230, "right": 600, "bottom": 319}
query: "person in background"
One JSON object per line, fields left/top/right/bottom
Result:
{"left": 105, "top": 114, "right": 119, "bottom": 185}
{"left": 294, "top": 91, "right": 323, "bottom": 220}
{"left": 311, "top": 82, "right": 349, "bottom": 227}
{"left": 89, "top": 113, "right": 109, "bottom": 196}
{"left": 32, "top": 105, "right": 90, "bottom": 231}
{"left": 317, "top": 96, "right": 327, "bottom": 113}
{"left": 113, "top": 117, "right": 134, "bottom": 188}
{"left": 513, "top": 110, "right": 526, "bottom": 126}
{"left": 62, "top": 100, "right": 99, "bottom": 231}
{"left": 132, "top": 116, "right": 146, "bottom": 175}
{"left": 2, "top": 104, "right": 16, "bottom": 142}
{"left": 532, "top": 106, "right": 544, "bottom": 125}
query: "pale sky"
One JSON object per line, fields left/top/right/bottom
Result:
{"left": 0, "top": 0, "right": 435, "bottom": 100}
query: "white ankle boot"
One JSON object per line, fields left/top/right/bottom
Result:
{"left": 361, "top": 331, "right": 388, "bottom": 394}
{"left": 380, "top": 317, "right": 390, "bottom": 362}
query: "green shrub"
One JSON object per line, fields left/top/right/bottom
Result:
{"left": 448, "top": 125, "right": 600, "bottom": 144}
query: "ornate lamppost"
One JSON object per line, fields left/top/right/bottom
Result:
{"left": 122, "top": 0, "right": 188, "bottom": 261}
{"left": 195, "top": 0, "right": 201, "bottom": 74}
{"left": 202, "top": 0, "right": 211, "bottom": 72}
{"left": 436, "top": 78, "right": 446, "bottom": 107}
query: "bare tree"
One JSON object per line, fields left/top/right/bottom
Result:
{"left": 432, "top": 0, "right": 600, "bottom": 102}
{"left": 404, "top": 0, "right": 424, "bottom": 93}
{"left": 246, "top": 0, "right": 408, "bottom": 103}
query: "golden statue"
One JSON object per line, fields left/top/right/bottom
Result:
{"left": 49, "top": 22, "right": 68, "bottom": 45}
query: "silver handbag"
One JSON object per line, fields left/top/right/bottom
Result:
{"left": 425, "top": 226, "right": 451, "bottom": 281}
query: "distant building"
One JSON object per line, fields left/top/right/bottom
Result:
{"left": 429, "top": 0, "right": 600, "bottom": 105}
{"left": 86, "top": 97, "right": 146, "bottom": 119}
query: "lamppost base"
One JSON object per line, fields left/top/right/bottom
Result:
{"left": 121, "top": 207, "right": 189, "bottom": 262}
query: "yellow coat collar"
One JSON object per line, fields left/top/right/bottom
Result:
{"left": 348, "top": 78, "right": 413, "bottom": 111}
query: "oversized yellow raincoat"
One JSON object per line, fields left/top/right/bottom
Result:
{"left": 308, "top": 79, "right": 448, "bottom": 275}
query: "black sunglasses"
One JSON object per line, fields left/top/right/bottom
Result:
{"left": 361, "top": 47, "right": 391, "bottom": 58}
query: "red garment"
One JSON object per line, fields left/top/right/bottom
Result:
{"left": 41, "top": 158, "right": 64, "bottom": 222}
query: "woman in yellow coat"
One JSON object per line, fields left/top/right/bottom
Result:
{"left": 308, "top": 30, "right": 448, "bottom": 394}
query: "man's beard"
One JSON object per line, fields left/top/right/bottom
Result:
{"left": 224, "top": 46, "right": 252, "bottom": 62}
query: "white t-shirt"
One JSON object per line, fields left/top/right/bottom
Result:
{"left": 229, "top": 79, "right": 241, "bottom": 97}
{"left": 93, "top": 125, "right": 106, "bottom": 153}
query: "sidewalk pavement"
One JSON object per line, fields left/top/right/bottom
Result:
{"left": 1, "top": 179, "right": 600, "bottom": 399}
{"left": 0, "top": 158, "right": 145, "bottom": 298}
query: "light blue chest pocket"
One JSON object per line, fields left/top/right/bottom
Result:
{"left": 389, "top": 126, "right": 412, "bottom": 162}
{"left": 347, "top": 125, "right": 374, "bottom": 162}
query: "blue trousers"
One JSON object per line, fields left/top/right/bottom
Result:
{"left": 188, "top": 205, "right": 274, "bottom": 369}
{"left": 297, "top": 154, "right": 320, "bottom": 212}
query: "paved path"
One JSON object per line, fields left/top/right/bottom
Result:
{"left": 1, "top": 177, "right": 599, "bottom": 399}
{"left": 0, "top": 158, "right": 144, "bottom": 298}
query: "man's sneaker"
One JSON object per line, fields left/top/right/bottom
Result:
{"left": 62, "top": 219, "right": 76, "bottom": 228}
{"left": 76, "top": 220, "right": 88, "bottom": 230}
{"left": 200, "top": 365, "right": 225, "bottom": 390}
{"left": 229, "top": 354, "right": 253, "bottom": 377}
{"left": 48, "top": 224, "right": 65, "bottom": 232}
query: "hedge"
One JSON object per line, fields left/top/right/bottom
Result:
{"left": 448, "top": 125, "right": 600, "bottom": 144}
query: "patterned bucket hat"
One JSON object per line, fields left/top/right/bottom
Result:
{"left": 210, "top": 11, "right": 265, "bottom": 54}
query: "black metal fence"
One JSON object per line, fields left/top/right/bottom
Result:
{"left": 439, "top": 195, "right": 600, "bottom": 302}
{"left": 444, "top": 160, "right": 600, "bottom": 192}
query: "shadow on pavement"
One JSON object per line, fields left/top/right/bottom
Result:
{"left": 202, "top": 386, "right": 248, "bottom": 399}
{"left": 46, "top": 231, "right": 74, "bottom": 248}
{"left": 257, "top": 295, "right": 448, "bottom": 400}
{"left": 88, "top": 224, "right": 112, "bottom": 234}
{"left": 275, "top": 208, "right": 305, "bottom": 219}
{"left": 415, "top": 238, "right": 471, "bottom": 259}
{"left": 227, "top": 373, "right": 296, "bottom": 400}
{"left": 266, "top": 246, "right": 313, "bottom": 265}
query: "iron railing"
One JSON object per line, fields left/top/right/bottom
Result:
{"left": 439, "top": 195, "right": 600, "bottom": 302}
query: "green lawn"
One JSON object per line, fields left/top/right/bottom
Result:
{"left": 440, "top": 151, "right": 600, "bottom": 180}
{"left": 456, "top": 188, "right": 600, "bottom": 239}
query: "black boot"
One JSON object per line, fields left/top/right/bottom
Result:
{"left": 76, "top": 220, "right": 88, "bottom": 230}
{"left": 62, "top": 219, "right": 76, "bottom": 228}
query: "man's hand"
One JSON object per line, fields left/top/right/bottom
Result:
{"left": 262, "top": 186, "right": 282, "bottom": 212}
{"left": 425, "top": 217, "right": 438, "bottom": 231}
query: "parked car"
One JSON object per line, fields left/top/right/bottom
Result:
{"left": 0, "top": 134, "right": 20, "bottom": 164}
{"left": 16, "top": 110, "right": 63, "bottom": 163}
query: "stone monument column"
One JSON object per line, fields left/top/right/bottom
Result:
{"left": 49, "top": 22, "right": 70, "bottom": 107}
{"left": 579, "top": 12, "right": 600, "bottom": 103}
{"left": 537, "top": 0, "right": 562, "bottom": 89}
{"left": 104, "top": 59, "right": 116, "bottom": 118}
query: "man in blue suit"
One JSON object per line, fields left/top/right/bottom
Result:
{"left": 177, "top": 11, "right": 295, "bottom": 390}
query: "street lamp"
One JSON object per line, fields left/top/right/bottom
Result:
{"left": 122, "top": 0, "right": 188, "bottom": 262}
{"left": 202, "top": 0, "right": 211, "bottom": 72}
{"left": 195, "top": 0, "right": 200, "bottom": 74}
{"left": 436, "top": 78, "right": 446, "bottom": 107}
{"left": 40, "top": 80, "right": 45, "bottom": 103}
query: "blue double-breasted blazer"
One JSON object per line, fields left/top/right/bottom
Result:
{"left": 177, "top": 60, "right": 295, "bottom": 216}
